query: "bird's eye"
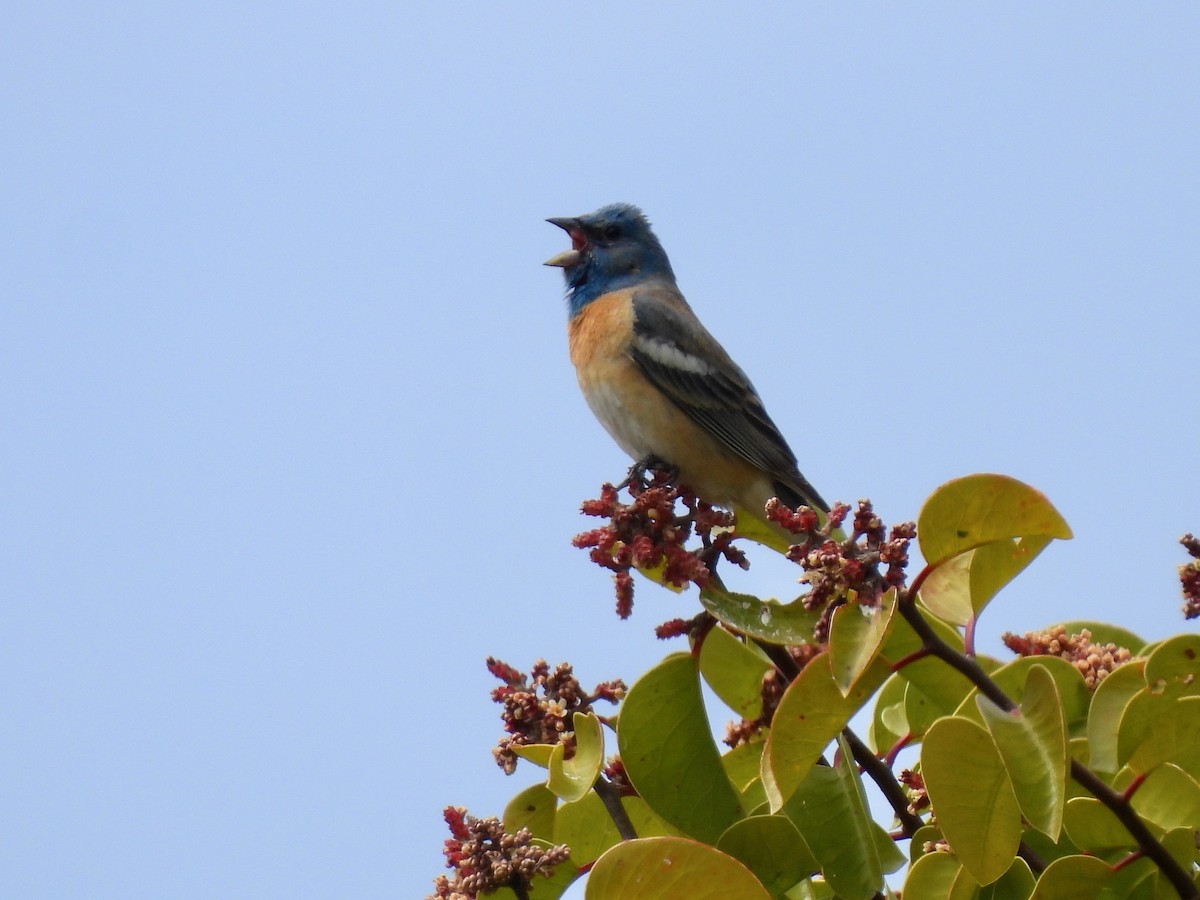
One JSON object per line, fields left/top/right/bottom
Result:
{"left": 603, "top": 224, "right": 622, "bottom": 241}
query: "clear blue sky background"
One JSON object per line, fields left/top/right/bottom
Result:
{"left": 3, "top": 4, "right": 1197, "bottom": 898}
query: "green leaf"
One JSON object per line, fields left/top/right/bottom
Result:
{"left": 1028, "top": 854, "right": 1111, "bottom": 899}
{"left": 1126, "top": 696, "right": 1200, "bottom": 779}
{"left": 547, "top": 711, "right": 604, "bottom": 802}
{"left": 920, "top": 534, "right": 1053, "bottom": 625}
{"left": 617, "top": 654, "right": 742, "bottom": 843}
{"left": 717, "top": 814, "right": 817, "bottom": 896}
{"left": 917, "top": 474, "right": 1072, "bottom": 568}
{"left": 723, "top": 741, "right": 767, "bottom": 812}
{"left": 586, "top": 836, "right": 772, "bottom": 900}
{"left": 1062, "top": 797, "right": 1131, "bottom": 852}
{"left": 901, "top": 655, "right": 976, "bottom": 739}
{"left": 552, "top": 792, "right": 617, "bottom": 867}
{"left": 955, "top": 655, "right": 1090, "bottom": 733}
{"left": 765, "top": 652, "right": 890, "bottom": 805}
{"left": 922, "top": 717, "right": 1022, "bottom": 885}
{"left": 870, "top": 673, "right": 909, "bottom": 755}
{"left": 1143, "top": 633, "right": 1200, "bottom": 684}
{"left": 1129, "top": 763, "right": 1200, "bottom": 832}
{"left": 1117, "top": 678, "right": 1200, "bottom": 769}
{"left": 700, "top": 582, "right": 822, "bottom": 646}
{"left": 512, "top": 743, "right": 556, "bottom": 768}
{"left": 829, "top": 589, "right": 897, "bottom": 694}
{"left": 1086, "top": 660, "right": 1147, "bottom": 773}
{"left": 698, "top": 626, "right": 773, "bottom": 719}
{"left": 554, "top": 793, "right": 679, "bottom": 867}
{"left": 782, "top": 741, "right": 903, "bottom": 900}
{"left": 976, "top": 664, "right": 1068, "bottom": 840}
{"left": 504, "top": 782, "right": 558, "bottom": 839}
{"left": 979, "top": 858, "right": 1035, "bottom": 900}
{"left": 903, "top": 851, "right": 977, "bottom": 899}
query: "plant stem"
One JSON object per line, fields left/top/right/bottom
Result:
{"left": 593, "top": 776, "right": 638, "bottom": 841}
{"left": 842, "top": 727, "right": 924, "bottom": 835}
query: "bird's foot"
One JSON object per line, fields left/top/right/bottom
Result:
{"left": 617, "top": 455, "right": 679, "bottom": 492}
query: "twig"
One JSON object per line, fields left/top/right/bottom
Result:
{"left": 842, "top": 727, "right": 923, "bottom": 835}
{"left": 593, "top": 776, "right": 638, "bottom": 841}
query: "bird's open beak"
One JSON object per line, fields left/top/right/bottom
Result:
{"left": 544, "top": 216, "right": 585, "bottom": 267}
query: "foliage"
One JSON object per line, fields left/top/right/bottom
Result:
{"left": 429, "top": 474, "right": 1200, "bottom": 900}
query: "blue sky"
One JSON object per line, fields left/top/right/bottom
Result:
{"left": 3, "top": 4, "right": 1198, "bottom": 898}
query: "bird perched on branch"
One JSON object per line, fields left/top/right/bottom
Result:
{"left": 545, "top": 203, "right": 827, "bottom": 541}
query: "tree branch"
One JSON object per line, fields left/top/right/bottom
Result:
{"left": 842, "top": 727, "right": 924, "bottom": 835}
{"left": 592, "top": 775, "right": 638, "bottom": 841}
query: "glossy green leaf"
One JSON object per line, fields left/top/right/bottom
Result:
{"left": 700, "top": 583, "right": 822, "bottom": 646}
{"left": 723, "top": 741, "right": 767, "bottom": 812}
{"left": 617, "top": 653, "right": 742, "bottom": 843}
{"left": 903, "top": 851, "right": 979, "bottom": 899}
{"left": 766, "top": 651, "right": 890, "bottom": 806}
{"left": 548, "top": 711, "right": 604, "bottom": 802}
{"left": 723, "top": 740, "right": 766, "bottom": 792}
{"left": 917, "top": 474, "right": 1072, "bottom": 568}
{"left": 717, "top": 815, "right": 817, "bottom": 896}
{"left": 880, "top": 599, "right": 959, "bottom": 663}
{"left": 870, "top": 674, "right": 909, "bottom": 754}
{"left": 504, "top": 782, "right": 558, "bottom": 839}
{"left": 734, "top": 506, "right": 822, "bottom": 556}
{"left": 920, "top": 534, "right": 1053, "bottom": 625}
{"left": 1126, "top": 696, "right": 1200, "bottom": 779}
{"left": 1129, "top": 763, "right": 1200, "bottom": 832}
{"left": 1144, "top": 633, "right": 1200, "bottom": 684}
{"left": 976, "top": 664, "right": 1068, "bottom": 840}
{"left": 922, "top": 717, "right": 1021, "bottom": 885}
{"left": 901, "top": 656, "right": 975, "bottom": 739}
{"left": 1117, "top": 678, "right": 1200, "bottom": 769}
{"left": 782, "top": 741, "right": 903, "bottom": 900}
{"left": 698, "top": 625, "right": 773, "bottom": 719}
{"left": 554, "top": 793, "right": 678, "bottom": 867}
{"left": 1028, "top": 854, "right": 1111, "bottom": 899}
{"left": 586, "top": 836, "right": 772, "bottom": 900}
{"left": 1086, "top": 660, "right": 1147, "bottom": 773}
{"left": 1062, "top": 797, "right": 1130, "bottom": 852}
{"left": 909, "top": 824, "right": 944, "bottom": 864}
{"left": 979, "top": 857, "right": 1035, "bottom": 900}
{"left": 512, "top": 743, "right": 555, "bottom": 768}
{"left": 955, "top": 655, "right": 1090, "bottom": 732}
{"left": 830, "top": 589, "right": 897, "bottom": 694}
{"left": 903, "top": 680, "right": 946, "bottom": 741}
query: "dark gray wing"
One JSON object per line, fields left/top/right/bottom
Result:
{"left": 629, "top": 287, "right": 828, "bottom": 512}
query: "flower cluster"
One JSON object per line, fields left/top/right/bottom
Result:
{"left": 602, "top": 756, "right": 636, "bottom": 797}
{"left": 1180, "top": 533, "right": 1200, "bottom": 620}
{"left": 574, "top": 469, "right": 745, "bottom": 618}
{"left": 724, "top": 642, "right": 822, "bottom": 748}
{"left": 428, "top": 806, "right": 570, "bottom": 899}
{"left": 769, "top": 498, "right": 916, "bottom": 640}
{"left": 1001, "top": 626, "right": 1132, "bottom": 690}
{"left": 488, "top": 658, "right": 625, "bottom": 774}
{"left": 899, "top": 769, "right": 930, "bottom": 816}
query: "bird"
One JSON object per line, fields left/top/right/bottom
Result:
{"left": 545, "top": 203, "right": 828, "bottom": 545}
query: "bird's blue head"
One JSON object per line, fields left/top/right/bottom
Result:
{"left": 545, "top": 203, "right": 676, "bottom": 317}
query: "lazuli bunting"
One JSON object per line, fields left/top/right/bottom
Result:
{"left": 545, "top": 203, "right": 828, "bottom": 536}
